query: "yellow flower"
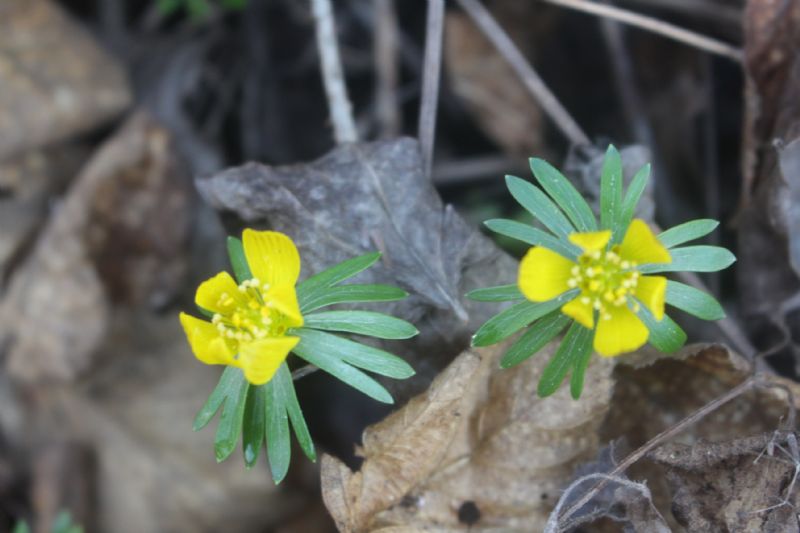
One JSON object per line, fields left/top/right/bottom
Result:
{"left": 180, "top": 230, "right": 304, "bottom": 385}
{"left": 518, "top": 219, "right": 670, "bottom": 357}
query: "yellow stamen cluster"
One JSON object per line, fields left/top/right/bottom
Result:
{"left": 211, "top": 278, "right": 285, "bottom": 343}
{"left": 566, "top": 247, "right": 640, "bottom": 320}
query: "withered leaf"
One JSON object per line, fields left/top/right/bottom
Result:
{"left": 321, "top": 341, "right": 615, "bottom": 532}
{"left": 197, "top": 138, "right": 518, "bottom": 396}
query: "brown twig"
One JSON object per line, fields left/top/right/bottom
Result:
{"left": 553, "top": 375, "right": 762, "bottom": 529}
{"left": 540, "top": 0, "right": 743, "bottom": 62}
{"left": 455, "top": 0, "right": 591, "bottom": 147}
{"left": 374, "top": 0, "right": 401, "bottom": 138}
{"left": 418, "top": 0, "right": 446, "bottom": 177}
{"left": 311, "top": 0, "right": 358, "bottom": 144}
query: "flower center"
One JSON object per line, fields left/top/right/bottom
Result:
{"left": 567, "top": 246, "right": 640, "bottom": 320}
{"left": 210, "top": 278, "right": 288, "bottom": 343}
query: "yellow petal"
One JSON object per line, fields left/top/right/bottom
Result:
{"left": 242, "top": 229, "right": 301, "bottom": 287}
{"left": 562, "top": 297, "right": 594, "bottom": 329}
{"left": 594, "top": 304, "right": 648, "bottom": 357}
{"left": 619, "top": 219, "right": 671, "bottom": 265}
{"left": 266, "top": 284, "right": 304, "bottom": 327}
{"left": 635, "top": 275, "right": 667, "bottom": 320}
{"left": 195, "top": 271, "right": 243, "bottom": 314}
{"left": 238, "top": 336, "right": 299, "bottom": 385}
{"left": 518, "top": 247, "right": 575, "bottom": 302}
{"left": 179, "top": 312, "right": 236, "bottom": 366}
{"left": 568, "top": 230, "right": 611, "bottom": 252}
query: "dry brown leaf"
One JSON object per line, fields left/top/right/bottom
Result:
{"left": 322, "top": 342, "right": 615, "bottom": 532}
{"left": 0, "top": 0, "right": 130, "bottom": 159}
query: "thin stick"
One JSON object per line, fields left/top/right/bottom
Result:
{"left": 555, "top": 376, "right": 759, "bottom": 526}
{"left": 374, "top": 0, "right": 401, "bottom": 138}
{"left": 311, "top": 0, "right": 358, "bottom": 144}
{"left": 418, "top": 0, "right": 446, "bottom": 177}
{"left": 456, "top": 0, "right": 591, "bottom": 146}
{"left": 540, "top": 0, "right": 743, "bottom": 62}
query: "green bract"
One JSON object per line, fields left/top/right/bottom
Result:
{"left": 468, "top": 145, "right": 735, "bottom": 399}
{"left": 195, "top": 239, "right": 416, "bottom": 482}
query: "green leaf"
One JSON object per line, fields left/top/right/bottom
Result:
{"left": 601, "top": 145, "right": 623, "bottom": 232}
{"left": 291, "top": 332, "right": 394, "bottom": 404}
{"left": 242, "top": 384, "right": 266, "bottom": 469}
{"left": 194, "top": 366, "right": 245, "bottom": 431}
{"left": 303, "top": 310, "right": 418, "bottom": 339}
{"left": 569, "top": 329, "right": 595, "bottom": 399}
{"left": 466, "top": 284, "right": 525, "bottom": 302}
{"left": 636, "top": 305, "right": 687, "bottom": 353}
{"left": 658, "top": 219, "right": 719, "bottom": 248}
{"left": 227, "top": 236, "right": 252, "bottom": 283}
{"left": 665, "top": 280, "right": 726, "bottom": 320}
{"left": 615, "top": 164, "right": 650, "bottom": 244}
{"left": 157, "top": 0, "right": 183, "bottom": 15}
{"left": 292, "top": 328, "right": 414, "bottom": 379}
{"left": 213, "top": 369, "right": 250, "bottom": 462}
{"left": 484, "top": 219, "right": 581, "bottom": 259}
{"left": 300, "top": 284, "right": 407, "bottom": 313}
{"left": 638, "top": 245, "right": 736, "bottom": 274}
{"left": 297, "top": 252, "right": 381, "bottom": 304}
{"left": 274, "top": 363, "right": 316, "bottom": 462}
{"left": 265, "top": 371, "right": 291, "bottom": 483}
{"left": 52, "top": 511, "right": 82, "bottom": 533}
{"left": 505, "top": 175, "right": 575, "bottom": 238}
{"left": 472, "top": 290, "right": 578, "bottom": 347}
{"left": 529, "top": 158, "right": 597, "bottom": 232}
{"left": 12, "top": 521, "right": 30, "bottom": 533}
{"left": 537, "top": 322, "right": 593, "bottom": 397}
{"left": 500, "top": 312, "right": 570, "bottom": 368}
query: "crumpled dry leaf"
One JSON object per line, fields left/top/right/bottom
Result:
{"left": 197, "top": 137, "right": 518, "bottom": 397}
{"left": 0, "top": 112, "right": 190, "bottom": 383}
{"left": 0, "top": 0, "right": 130, "bottom": 159}
{"left": 321, "top": 341, "right": 615, "bottom": 532}
{"left": 650, "top": 432, "right": 800, "bottom": 531}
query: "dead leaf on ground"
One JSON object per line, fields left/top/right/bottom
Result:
{"left": 321, "top": 341, "right": 615, "bottom": 532}
{"left": 0, "top": 0, "right": 130, "bottom": 159}
{"left": 197, "top": 138, "right": 518, "bottom": 398}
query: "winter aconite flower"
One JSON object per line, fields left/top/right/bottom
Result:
{"left": 180, "top": 230, "right": 304, "bottom": 385}
{"left": 469, "top": 145, "right": 736, "bottom": 399}
{"left": 519, "top": 220, "right": 670, "bottom": 356}
{"left": 185, "top": 228, "right": 417, "bottom": 481}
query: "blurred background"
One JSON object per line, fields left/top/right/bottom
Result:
{"left": 2, "top": 0, "right": 798, "bottom": 531}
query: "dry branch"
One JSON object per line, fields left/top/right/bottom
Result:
{"left": 418, "top": 0, "right": 445, "bottom": 177}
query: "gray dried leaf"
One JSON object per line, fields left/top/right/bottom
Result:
{"left": 0, "top": 0, "right": 130, "bottom": 159}
{"left": 197, "top": 138, "right": 517, "bottom": 395}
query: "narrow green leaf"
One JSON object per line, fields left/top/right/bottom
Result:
{"left": 292, "top": 328, "right": 414, "bottom": 379}
{"left": 472, "top": 290, "right": 578, "bottom": 347}
{"left": 636, "top": 304, "right": 687, "bottom": 353}
{"left": 537, "top": 322, "right": 592, "bottom": 397}
{"left": 227, "top": 236, "right": 252, "bottom": 284}
{"left": 658, "top": 219, "right": 719, "bottom": 248}
{"left": 505, "top": 175, "right": 575, "bottom": 238}
{"left": 569, "top": 329, "right": 595, "bottom": 399}
{"left": 300, "top": 284, "right": 407, "bottom": 313}
{"left": 466, "top": 284, "right": 525, "bottom": 302}
{"left": 214, "top": 371, "right": 250, "bottom": 462}
{"left": 529, "top": 158, "right": 597, "bottom": 232}
{"left": 194, "top": 366, "right": 244, "bottom": 431}
{"left": 303, "top": 310, "right": 418, "bottom": 339}
{"left": 601, "top": 145, "right": 623, "bottom": 232}
{"left": 274, "top": 363, "right": 316, "bottom": 462}
{"left": 501, "top": 311, "right": 570, "bottom": 368}
{"left": 291, "top": 333, "right": 394, "bottom": 404}
{"left": 615, "top": 164, "right": 650, "bottom": 244}
{"left": 639, "top": 245, "right": 736, "bottom": 274}
{"left": 297, "top": 252, "right": 381, "bottom": 303}
{"left": 242, "top": 384, "right": 266, "bottom": 469}
{"left": 665, "top": 280, "right": 726, "bottom": 320}
{"left": 265, "top": 376, "right": 291, "bottom": 484}
{"left": 484, "top": 219, "right": 581, "bottom": 259}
